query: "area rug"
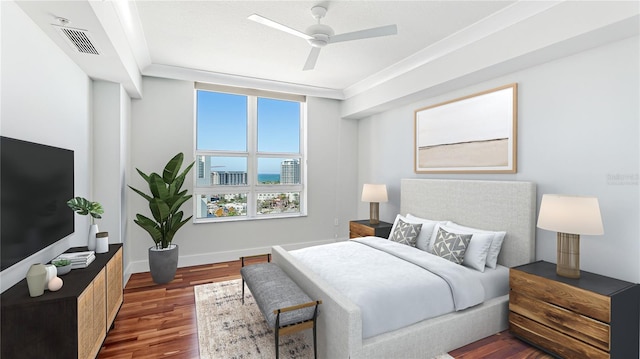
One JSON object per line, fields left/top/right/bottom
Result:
{"left": 195, "top": 279, "right": 313, "bottom": 358}
{"left": 194, "top": 279, "right": 454, "bottom": 359}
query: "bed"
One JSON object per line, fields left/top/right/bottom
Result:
{"left": 272, "top": 179, "right": 536, "bottom": 358}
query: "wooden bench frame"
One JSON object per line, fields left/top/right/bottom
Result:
{"left": 240, "top": 255, "right": 322, "bottom": 359}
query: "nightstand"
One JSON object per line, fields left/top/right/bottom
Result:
{"left": 349, "top": 220, "right": 393, "bottom": 239}
{"left": 509, "top": 261, "right": 639, "bottom": 359}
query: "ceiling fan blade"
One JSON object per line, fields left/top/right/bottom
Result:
{"left": 303, "top": 47, "right": 321, "bottom": 71}
{"left": 248, "top": 14, "right": 313, "bottom": 40}
{"left": 329, "top": 24, "right": 397, "bottom": 44}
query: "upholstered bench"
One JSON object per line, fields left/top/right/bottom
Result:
{"left": 240, "top": 256, "right": 322, "bottom": 359}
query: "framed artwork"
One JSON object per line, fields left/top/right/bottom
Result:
{"left": 414, "top": 83, "right": 517, "bottom": 173}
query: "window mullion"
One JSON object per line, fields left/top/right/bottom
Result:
{"left": 247, "top": 96, "right": 258, "bottom": 217}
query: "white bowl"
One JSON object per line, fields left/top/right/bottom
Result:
{"left": 55, "top": 264, "right": 72, "bottom": 276}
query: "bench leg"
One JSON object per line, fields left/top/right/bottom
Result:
{"left": 275, "top": 328, "right": 279, "bottom": 359}
{"left": 241, "top": 278, "right": 245, "bottom": 304}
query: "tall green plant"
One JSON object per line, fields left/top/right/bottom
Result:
{"left": 129, "top": 153, "right": 195, "bottom": 249}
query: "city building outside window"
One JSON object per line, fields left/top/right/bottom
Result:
{"left": 194, "top": 83, "right": 306, "bottom": 222}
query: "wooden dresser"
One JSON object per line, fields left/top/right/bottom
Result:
{"left": 509, "top": 261, "right": 639, "bottom": 359}
{"left": 1, "top": 244, "right": 124, "bottom": 359}
{"left": 349, "top": 219, "right": 393, "bottom": 239}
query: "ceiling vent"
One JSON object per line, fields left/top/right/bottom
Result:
{"left": 52, "top": 25, "right": 100, "bottom": 55}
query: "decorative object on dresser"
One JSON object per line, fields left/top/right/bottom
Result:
{"left": 536, "top": 194, "right": 604, "bottom": 278}
{"left": 67, "top": 196, "right": 104, "bottom": 251}
{"left": 25, "top": 263, "right": 47, "bottom": 297}
{"left": 349, "top": 219, "right": 393, "bottom": 239}
{"left": 1, "top": 244, "right": 124, "bottom": 359}
{"left": 129, "top": 152, "right": 194, "bottom": 284}
{"left": 509, "top": 261, "right": 639, "bottom": 359}
{"left": 361, "top": 184, "right": 388, "bottom": 224}
{"left": 96, "top": 231, "right": 109, "bottom": 254}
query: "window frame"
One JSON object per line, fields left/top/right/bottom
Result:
{"left": 193, "top": 83, "right": 307, "bottom": 223}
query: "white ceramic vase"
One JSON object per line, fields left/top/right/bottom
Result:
{"left": 88, "top": 224, "right": 99, "bottom": 251}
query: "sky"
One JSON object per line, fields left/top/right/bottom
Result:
{"left": 196, "top": 91, "right": 300, "bottom": 173}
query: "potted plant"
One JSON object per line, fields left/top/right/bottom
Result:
{"left": 67, "top": 197, "right": 104, "bottom": 251}
{"left": 129, "top": 152, "right": 194, "bottom": 284}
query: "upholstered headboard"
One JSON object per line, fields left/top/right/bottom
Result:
{"left": 400, "top": 179, "right": 536, "bottom": 268}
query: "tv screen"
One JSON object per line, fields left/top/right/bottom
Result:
{"left": 1, "top": 136, "right": 75, "bottom": 270}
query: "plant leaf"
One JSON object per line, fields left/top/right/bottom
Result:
{"left": 163, "top": 153, "right": 184, "bottom": 184}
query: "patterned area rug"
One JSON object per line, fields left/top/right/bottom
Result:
{"left": 195, "top": 279, "right": 313, "bottom": 358}
{"left": 194, "top": 279, "right": 455, "bottom": 359}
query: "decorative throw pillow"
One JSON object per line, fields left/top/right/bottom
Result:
{"left": 389, "top": 218, "right": 422, "bottom": 247}
{"left": 405, "top": 214, "right": 447, "bottom": 252}
{"left": 439, "top": 225, "right": 493, "bottom": 272}
{"left": 445, "top": 221, "right": 506, "bottom": 269}
{"left": 432, "top": 227, "right": 472, "bottom": 265}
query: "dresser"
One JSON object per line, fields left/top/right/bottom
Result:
{"left": 349, "top": 219, "right": 393, "bottom": 239}
{"left": 1, "top": 244, "right": 124, "bottom": 359}
{"left": 509, "top": 261, "right": 639, "bottom": 359}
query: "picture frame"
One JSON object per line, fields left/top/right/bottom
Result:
{"left": 414, "top": 83, "right": 517, "bottom": 173}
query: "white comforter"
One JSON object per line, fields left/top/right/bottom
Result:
{"left": 289, "top": 236, "right": 485, "bottom": 338}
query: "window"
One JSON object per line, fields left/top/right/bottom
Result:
{"left": 194, "top": 83, "right": 306, "bottom": 222}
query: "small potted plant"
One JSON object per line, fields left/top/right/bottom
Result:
{"left": 67, "top": 197, "right": 104, "bottom": 251}
{"left": 52, "top": 258, "right": 72, "bottom": 276}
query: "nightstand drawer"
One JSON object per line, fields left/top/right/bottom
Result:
{"left": 510, "top": 312, "right": 609, "bottom": 359}
{"left": 349, "top": 220, "right": 392, "bottom": 239}
{"left": 510, "top": 291, "right": 610, "bottom": 351}
{"left": 349, "top": 222, "right": 373, "bottom": 237}
{"left": 510, "top": 267, "right": 611, "bottom": 323}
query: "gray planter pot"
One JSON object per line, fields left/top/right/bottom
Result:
{"left": 148, "top": 244, "right": 179, "bottom": 284}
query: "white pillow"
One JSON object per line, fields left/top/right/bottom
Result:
{"left": 439, "top": 224, "right": 493, "bottom": 272}
{"left": 405, "top": 214, "right": 447, "bottom": 252}
{"left": 445, "top": 221, "right": 506, "bottom": 269}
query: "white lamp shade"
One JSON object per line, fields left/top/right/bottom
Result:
{"left": 537, "top": 194, "right": 604, "bottom": 235}
{"left": 361, "top": 184, "right": 388, "bottom": 203}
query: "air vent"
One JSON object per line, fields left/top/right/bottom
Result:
{"left": 53, "top": 25, "right": 100, "bottom": 55}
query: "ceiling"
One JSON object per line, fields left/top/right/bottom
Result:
{"left": 133, "top": 1, "right": 512, "bottom": 91}
{"left": 13, "top": 1, "right": 640, "bottom": 103}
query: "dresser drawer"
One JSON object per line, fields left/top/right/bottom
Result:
{"left": 510, "top": 290, "right": 610, "bottom": 351}
{"left": 510, "top": 268, "right": 611, "bottom": 323}
{"left": 510, "top": 312, "right": 609, "bottom": 359}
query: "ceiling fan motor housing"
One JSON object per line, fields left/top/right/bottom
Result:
{"left": 306, "top": 23, "right": 334, "bottom": 47}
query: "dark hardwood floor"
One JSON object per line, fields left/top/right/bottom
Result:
{"left": 98, "top": 259, "right": 552, "bottom": 358}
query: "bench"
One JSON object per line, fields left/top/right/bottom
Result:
{"left": 240, "top": 255, "right": 322, "bottom": 359}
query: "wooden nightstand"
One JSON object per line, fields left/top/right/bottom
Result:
{"left": 509, "top": 261, "right": 639, "bottom": 359}
{"left": 349, "top": 220, "right": 393, "bottom": 239}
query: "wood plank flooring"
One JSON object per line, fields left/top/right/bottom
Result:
{"left": 98, "top": 259, "right": 552, "bottom": 359}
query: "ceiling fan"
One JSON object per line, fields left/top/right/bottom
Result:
{"left": 248, "top": 5, "right": 397, "bottom": 71}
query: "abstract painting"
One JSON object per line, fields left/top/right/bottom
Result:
{"left": 414, "top": 83, "right": 517, "bottom": 173}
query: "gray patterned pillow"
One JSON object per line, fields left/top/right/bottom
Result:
{"left": 432, "top": 227, "right": 472, "bottom": 264}
{"left": 389, "top": 218, "right": 422, "bottom": 247}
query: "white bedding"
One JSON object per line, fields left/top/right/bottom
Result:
{"left": 289, "top": 236, "right": 508, "bottom": 338}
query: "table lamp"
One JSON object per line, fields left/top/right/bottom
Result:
{"left": 537, "top": 194, "right": 604, "bottom": 278}
{"left": 361, "top": 184, "right": 388, "bottom": 225}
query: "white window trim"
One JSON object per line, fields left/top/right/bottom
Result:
{"left": 193, "top": 84, "right": 307, "bottom": 223}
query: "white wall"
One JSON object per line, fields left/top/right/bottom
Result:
{"left": 357, "top": 36, "right": 639, "bottom": 283}
{"left": 0, "top": 1, "right": 93, "bottom": 291}
{"left": 126, "top": 76, "right": 357, "bottom": 274}
{"left": 93, "top": 80, "right": 131, "bottom": 280}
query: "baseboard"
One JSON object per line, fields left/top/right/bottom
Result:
{"left": 123, "top": 238, "right": 337, "bottom": 278}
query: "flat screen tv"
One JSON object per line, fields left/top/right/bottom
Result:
{"left": 1, "top": 136, "right": 74, "bottom": 270}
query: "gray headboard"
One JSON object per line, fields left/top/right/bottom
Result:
{"left": 400, "top": 179, "right": 536, "bottom": 268}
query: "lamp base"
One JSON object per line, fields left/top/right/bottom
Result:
{"left": 369, "top": 202, "right": 380, "bottom": 225}
{"left": 557, "top": 232, "right": 580, "bottom": 278}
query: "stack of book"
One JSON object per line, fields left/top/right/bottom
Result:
{"left": 53, "top": 251, "right": 96, "bottom": 269}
